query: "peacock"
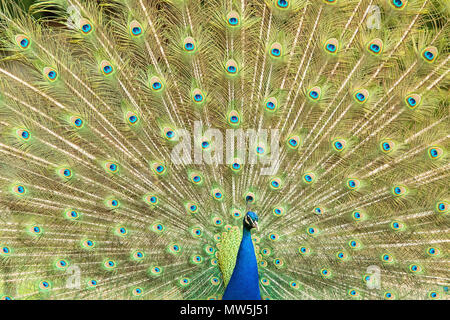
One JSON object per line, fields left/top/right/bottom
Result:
{"left": 0, "top": 0, "right": 448, "bottom": 301}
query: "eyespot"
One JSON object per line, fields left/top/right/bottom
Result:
{"left": 260, "top": 260, "right": 268, "bottom": 268}
{"left": 290, "top": 281, "right": 301, "bottom": 290}
{"left": 149, "top": 76, "right": 164, "bottom": 91}
{"left": 427, "top": 146, "right": 443, "bottom": 160}
{"left": 255, "top": 143, "right": 266, "bottom": 155}
{"left": 212, "top": 216, "right": 223, "bottom": 226}
{"left": 100, "top": 60, "right": 114, "bottom": 76}
{"left": 324, "top": 0, "right": 337, "bottom": 3}
{"left": 336, "top": 251, "right": 348, "bottom": 261}
{"left": 186, "top": 202, "right": 198, "bottom": 214}
{"left": 332, "top": 138, "right": 346, "bottom": 152}
{"left": 131, "top": 250, "right": 145, "bottom": 261}
{"left": 231, "top": 209, "right": 242, "bottom": 219}
{"left": 261, "top": 278, "right": 270, "bottom": 286}
{"left": 421, "top": 46, "right": 438, "bottom": 63}
{"left": 272, "top": 207, "right": 284, "bottom": 217}
{"left": 115, "top": 226, "right": 128, "bottom": 236}
{"left": 57, "top": 167, "right": 73, "bottom": 179}
{"left": 162, "top": 127, "right": 177, "bottom": 141}
{"left": 307, "top": 86, "right": 321, "bottom": 101}
{"left": 204, "top": 245, "right": 215, "bottom": 255}
{"left": 381, "top": 253, "right": 394, "bottom": 263}
{"left": 390, "top": 0, "right": 407, "bottom": 9}
{"left": 201, "top": 139, "right": 211, "bottom": 150}
{"left": 351, "top": 210, "right": 364, "bottom": 221}
{"left": 227, "top": 11, "right": 240, "bottom": 26}
{"left": 302, "top": 172, "right": 316, "bottom": 184}
{"left": 191, "top": 226, "right": 203, "bottom": 238}
{"left": 428, "top": 291, "right": 439, "bottom": 300}
{"left": 273, "top": 258, "right": 284, "bottom": 268}
{"left": 15, "top": 35, "right": 30, "bottom": 49}
{"left": 39, "top": 280, "right": 51, "bottom": 291}
{"left": 353, "top": 89, "right": 369, "bottom": 104}
{"left": 320, "top": 268, "right": 331, "bottom": 278}
{"left": 1, "top": 246, "right": 11, "bottom": 257}
{"left": 298, "top": 246, "right": 311, "bottom": 255}
{"left": 367, "top": 38, "right": 383, "bottom": 55}
{"left": 225, "top": 59, "right": 239, "bottom": 75}
{"left": 392, "top": 185, "right": 407, "bottom": 196}
{"left": 64, "top": 209, "right": 80, "bottom": 220}
{"left": 287, "top": 135, "right": 300, "bottom": 149}
{"left": 269, "top": 177, "right": 282, "bottom": 190}
{"left": 1, "top": 295, "right": 13, "bottom": 300}
{"left": 324, "top": 38, "right": 339, "bottom": 55}
{"left": 211, "top": 258, "right": 218, "bottom": 265}
{"left": 104, "top": 161, "right": 119, "bottom": 174}
{"left": 81, "top": 239, "right": 95, "bottom": 249}
{"left": 228, "top": 110, "right": 240, "bottom": 126}
{"left": 55, "top": 259, "right": 69, "bottom": 270}
{"left": 12, "top": 184, "right": 26, "bottom": 196}
{"left": 106, "top": 198, "right": 120, "bottom": 208}
{"left": 346, "top": 178, "right": 361, "bottom": 190}
{"left": 43, "top": 67, "right": 58, "bottom": 82}
{"left": 189, "top": 172, "right": 203, "bottom": 185}
{"left": 16, "top": 128, "right": 30, "bottom": 141}
{"left": 245, "top": 192, "right": 256, "bottom": 203}
{"left": 261, "top": 247, "right": 272, "bottom": 257}
{"left": 191, "top": 255, "right": 203, "bottom": 264}
{"left": 384, "top": 291, "right": 395, "bottom": 300}
{"left": 380, "top": 140, "right": 395, "bottom": 153}
{"left": 348, "top": 289, "right": 360, "bottom": 298}
{"left": 211, "top": 188, "right": 223, "bottom": 201}
{"left": 230, "top": 158, "right": 242, "bottom": 172}
{"left": 436, "top": 201, "right": 448, "bottom": 214}
{"left": 265, "top": 97, "right": 278, "bottom": 112}
{"left": 183, "top": 36, "right": 196, "bottom": 52}
{"left": 125, "top": 111, "right": 139, "bottom": 125}
{"left": 306, "top": 227, "right": 318, "bottom": 236}
{"left": 151, "top": 222, "right": 165, "bottom": 233}
{"left": 132, "top": 287, "right": 143, "bottom": 296}
{"left": 313, "top": 207, "right": 324, "bottom": 215}
{"left": 70, "top": 116, "right": 84, "bottom": 129}
{"left": 276, "top": 0, "right": 290, "bottom": 9}
{"left": 104, "top": 259, "right": 116, "bottom": 270}
{"left": 409, "top": 264, "right": 422, "bottom": 273}
{"left": 404, "top": 93, "right": 421, "bottom": 109}
{"left": 192, "top": 88, "right": 204, "bottom": 104}
{"left": 348, "top": 239, "right": 361, "bottom": 249}
{"left": 129, "top": 20, "right": 143, "bottom": 36}
{"left": 210, "top": 277, "right": 220, "bottom": 286}
{"left": 151, "top": 162, "right": 166, "bottom": 175}
{"left": 79, "top": 19, "right": 93, "bottom": 35}
{"left": 168, "top": 243, "right": 182, "bottom": 254}
{"left": 269, "top": 42, "right": 282, "bottom": 58}
{"left": 390, "top": 220, "right": 405, "bottom": 231}
{"left": 426, "top": 247, "right": 440, "bottom": 257}
{"left": 179, "top": 277, "right": 191, "bottom": 287}
{"left": 269, "top": 232, "right": 279, "bottom": 241}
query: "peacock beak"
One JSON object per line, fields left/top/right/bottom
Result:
{"left": 253, "top": 221, "right": 259, "bottom": 231}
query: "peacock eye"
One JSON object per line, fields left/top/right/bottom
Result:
{"left": 366, "top": 38, "right": 383, "bottom": 55}
{"left": 277, "top": 0, "right": 289, "bottom": 9}
{"left": 390, "top": 0, "right": 407, "bottom": 9}
{"left": 15, "top": 35, "right": 31, "bottom": 49}
{"left": 324, "top": 39, "right": 338, "bottom": 54}
{"left": 183, "top": 37, "right": 196, "bottom": 52}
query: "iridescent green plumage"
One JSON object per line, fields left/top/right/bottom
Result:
{"left": 0, "top": 0, "right": 448, "bottom": 300}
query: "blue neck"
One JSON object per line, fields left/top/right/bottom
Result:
{"left": 222, "top": 227, "right": 261, "bottom": 300}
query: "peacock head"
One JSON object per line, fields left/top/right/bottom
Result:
{"left": 244, "top": 211, "right": 259, "bottom": 231}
